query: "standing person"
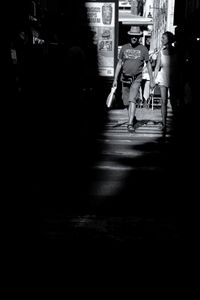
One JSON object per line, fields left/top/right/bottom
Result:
{"left": 113, "top": 26, "right": 155, "bottom": 133}
{"left": 141, "top": 36, "right": 151, "bottom": 107}
{"left": 154, "top": 31, "right": 179, "bottom": 132}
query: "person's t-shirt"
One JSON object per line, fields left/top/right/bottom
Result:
{"left": 119, "top": 43, "right": 149, "bottom": 76}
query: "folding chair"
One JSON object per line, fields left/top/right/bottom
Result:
{"left": 147, "top": 84, "right": 161, "bottom": 110}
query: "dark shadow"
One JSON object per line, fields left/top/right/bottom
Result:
{"left": 5, "top": 2, "right": 196, "bottom": 244}
{"left": 39, "top": 2, "right": 199, "bottom": 244}
{"left": 6, "top": 1, "right": 109, "bottom": 204}
{"left": 29, "top": 2, "right": 108, "bottom": 200}
{"left": 112, "top": 118, "right": 162, "bottom": 130}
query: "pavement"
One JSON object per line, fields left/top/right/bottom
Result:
{"left": 40, "top": 103, "right": 198, "bottom": 244}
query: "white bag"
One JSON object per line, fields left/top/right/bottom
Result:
{"left": 106, "top": 86, "right": 117, "bottom": 108}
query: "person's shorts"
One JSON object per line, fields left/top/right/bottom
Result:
{"left": 121, "top": 73, "right": 142, "bottom": 106}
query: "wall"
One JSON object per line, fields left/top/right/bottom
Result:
{"left": 166, "top": 0, "right": 175, "bottom": 33}
{"left": 150, "top": 0, "right": 167, "bottom": 50}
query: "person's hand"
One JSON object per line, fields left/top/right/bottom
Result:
{"left": 150, "top": 83, "right": 155, "bottom": 90}
{"left": 113, "top": 80, "right": 117, "bottom": 88}
{"left": 150, "top": 78, "right": 155, "bottom": 89}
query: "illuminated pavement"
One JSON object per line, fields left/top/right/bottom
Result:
{"left": 40, "top": 105, "right": 197, "bottom": 243}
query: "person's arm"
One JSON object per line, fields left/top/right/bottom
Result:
{"left": 146, "top": 60, "right": 155, "bottom": 89}
{"left": 113, "top": 59, "right": 123, "bottom": 87}
{"left": 154, "top": 51, "right": 161, "bottom": 80}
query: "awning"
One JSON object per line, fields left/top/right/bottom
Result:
{"left": 119, "top": 10, "right": 153, "bottom": 25}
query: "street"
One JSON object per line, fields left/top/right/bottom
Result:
{"left": 40, "top": 103, "right": 196, "bottom": 243}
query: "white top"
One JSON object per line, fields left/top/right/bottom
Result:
{"left": 155, "top": 49, "right": 177, "bottom": 87}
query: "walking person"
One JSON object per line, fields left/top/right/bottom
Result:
{"left": 154, "top": 31, "right": 179, "bottom": 132}
{"left": 112, "top": 26, "right": 155, "bottom": 132}
{"left": 140, "top": 36, "right": 152, "bottom": 107}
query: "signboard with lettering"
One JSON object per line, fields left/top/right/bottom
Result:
{"left": 85, "top": 1, "right": 118, "bottom": 77}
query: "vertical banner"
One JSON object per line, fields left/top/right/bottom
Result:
{"left": 85, "top": 1, "right": 118, "bottom": 77}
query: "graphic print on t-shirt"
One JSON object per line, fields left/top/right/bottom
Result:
{"left": 124, "top": 49, "right": 141, "bottom": 60}
{"left": 119, "top": 44, "right": 149, "bottom": 76}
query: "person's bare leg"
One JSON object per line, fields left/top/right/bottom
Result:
{"left": 160, "top": 85, "right": 168, "bottom": 129}
{"left": 128, "top": 102, "right": 136, "bottom": 125}
{"left": 127, "top": 81, "right": 140, "bottom": 125}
